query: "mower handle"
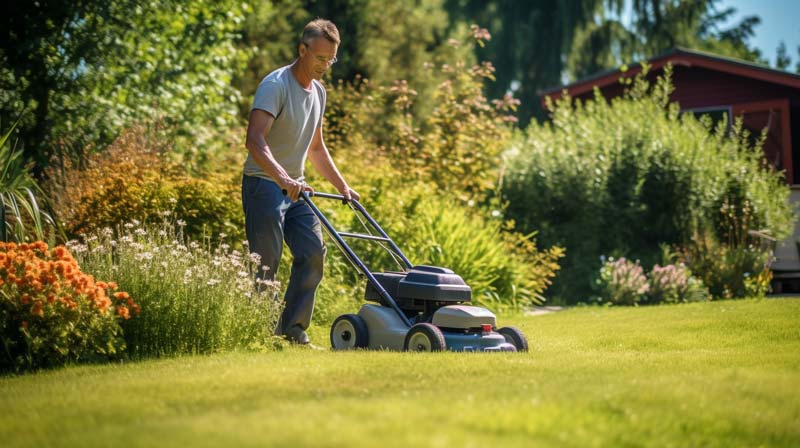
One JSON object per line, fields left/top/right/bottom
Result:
{"left": 282, "top": 189, "right": 351, "bottom": 204}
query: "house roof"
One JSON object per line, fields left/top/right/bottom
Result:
{"left": 539, "top": 47, "right": 800, "bottom": 100}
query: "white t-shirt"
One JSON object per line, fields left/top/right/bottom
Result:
{"left": 244, "top": 64, "right": 326, "bottom": 182}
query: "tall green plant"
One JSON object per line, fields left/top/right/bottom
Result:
{"left": 0, "top": 120, "right": 56, "bottom": 242}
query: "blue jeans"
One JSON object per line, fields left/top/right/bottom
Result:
{"left": 242, "top": 175, "right": 326, "bottom": 335}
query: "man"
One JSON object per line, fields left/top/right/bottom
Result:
{"left": 242, "top": 19, "right": 359, "bottom": 345}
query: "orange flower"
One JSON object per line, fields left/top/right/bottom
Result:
{"left": 53, "top": 246, "right": 67, "bottom": 260}
{"left": 21, "top": 293, "right": 30, "bottom": 305}
{"left": 116, "top": 305, "right": 130, "bottom": 320}
{"left": 113, "top": 291, "right": 130, "bottom": 300}
{"left": 31, "top": 301, "right": 43, "bottom": 317}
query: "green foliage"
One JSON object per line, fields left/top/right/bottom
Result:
{"left": 324, "top": 30, "right": 517, "bottom": 201}
{"left": 446, "top": 0, "right": 607, "bottom": 124}
{"left": 1, "top": 242, "right": 133, "bottom": 372}
{"left": 567, "top": 0, "right": 765, "bottom": 80}
{"left": 0, "top": 120, "right": 56, "bottom": 242}
{"left": 503, "top": 67, "right": 793, "bottom": 302}
{"left": 46, "top": 126, "right": 244, "bottom": 243}
{"left": 1, "top": 0, "right": 250, "bottom": 171}
{"left": 679, "top": 228, "right": 773, "bottom": 300}
{"left": 70, "top": 223, "right": 282, "bottom": 358}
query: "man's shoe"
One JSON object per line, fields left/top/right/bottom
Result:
{"left": 284, "top": 324, "right": 310, "bottom": 345}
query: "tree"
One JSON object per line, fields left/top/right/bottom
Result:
{"left": 775, "top": 42, "right": 791, "bottom": 71}
{"left": 446, "top": 0, "right": 607, "bottom": 125}
{"left": 1, "top": 0, "right": 250, "bottom": 174}
{"left": 568, "top": 0, "right": 764, "bottom": 80}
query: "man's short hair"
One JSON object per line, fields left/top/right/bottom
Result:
{"left": 302, "top": 19, "right": 340, "bottom": 46}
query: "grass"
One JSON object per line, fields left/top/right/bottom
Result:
{"left": 1, "top": 298, "right": 799, "bottom": 447}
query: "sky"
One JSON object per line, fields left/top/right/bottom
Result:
{"left": 715, "top": 0, "right": 799, "bottom": 66}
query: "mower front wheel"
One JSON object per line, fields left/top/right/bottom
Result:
{"left": 497, "top": 326, "right": 528, "bottom": 352}
{"left": 404, "top": 323, "right": 446, "bottom": 352}
{"left": 330, "top": 314, "right": 369, "bottom": 350}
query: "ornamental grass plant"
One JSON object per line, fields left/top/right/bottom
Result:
{"left": 70, "top": 221, "right": 281, "bottom": 358}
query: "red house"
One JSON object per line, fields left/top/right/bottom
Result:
{"left": 540, "top": 47, "right": 800, "bottom": 292}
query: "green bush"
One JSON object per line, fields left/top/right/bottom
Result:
{"left": 1, "top": 241, "right": 135, "bottom": 372}
{"left": 503, "top": 65, "right": 793, "bottom": 302}
{"left": 70, "top": 223, "right": 281, "bottom": 358}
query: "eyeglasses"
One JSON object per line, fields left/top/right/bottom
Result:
{"left": 302, "top": 42, "right": 338, "bottom": 66}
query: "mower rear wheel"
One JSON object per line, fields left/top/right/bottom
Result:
{"left": 330, "top": 314, "right": 369, "bottom": 350}
{"left": 497, "top": 326, "right": 528, "bottom": 352}
{"left": 404, "top": 323, "right": 446, "bottom": 352}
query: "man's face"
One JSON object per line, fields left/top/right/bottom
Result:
{"left": 299, "top": 37, "right": 338, "bottom": 80}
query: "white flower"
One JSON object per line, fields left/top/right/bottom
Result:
{"left": 134, "top": 228, "right": 147, "bottom": 236}
{"left": 207, "top": 279, "right": 221, "bottom": 286}
{"left": 177, "top": 219, "right": 186, "bottom": 227}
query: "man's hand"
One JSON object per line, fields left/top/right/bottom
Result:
{"left": 281, "top": 178, "right": 314, "bottom": 202}
{"left": 339, "top": 186, "right": 360, "bottom": 202}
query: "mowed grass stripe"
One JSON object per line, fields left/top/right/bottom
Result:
{"left": 1, "top": 299, "right": 798, "bottom": 447}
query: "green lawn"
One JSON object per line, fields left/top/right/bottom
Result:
{"left": 2, "top": 299, "right": 799, "bottom": 447}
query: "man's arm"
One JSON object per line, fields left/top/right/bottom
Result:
{"left": 245, "top": 109, "right": 308, "bottom": 201}
{"left": 307, "top": 125, "right": 360, "bottom": 201}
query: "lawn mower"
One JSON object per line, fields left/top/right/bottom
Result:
{"left": 300, "top": 191, "right": 528, "bottom": 352}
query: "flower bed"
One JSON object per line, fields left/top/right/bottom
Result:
{"left": 0, "top": 242, "right": 136, "bottom": 372}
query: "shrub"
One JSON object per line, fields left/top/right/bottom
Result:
{"left": 46, "top": 126, "right": 244, "bottom": 243}
{"left": 647, "top": 263, "right": 708, "bottom": 304}
{"left": 70, "top": 222, "right": 281, "bottom": 357}
{"left": 0, "top": 241, "right": 135, "bottom": 372}
{"left": 596, "top": 257, "right": 650, "bottom": 306}
{"left": 679, "top": 229, "right": 773, "bottom": 299}
{"left": 503, "top": 65, "right": 793, "bottom": 302}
